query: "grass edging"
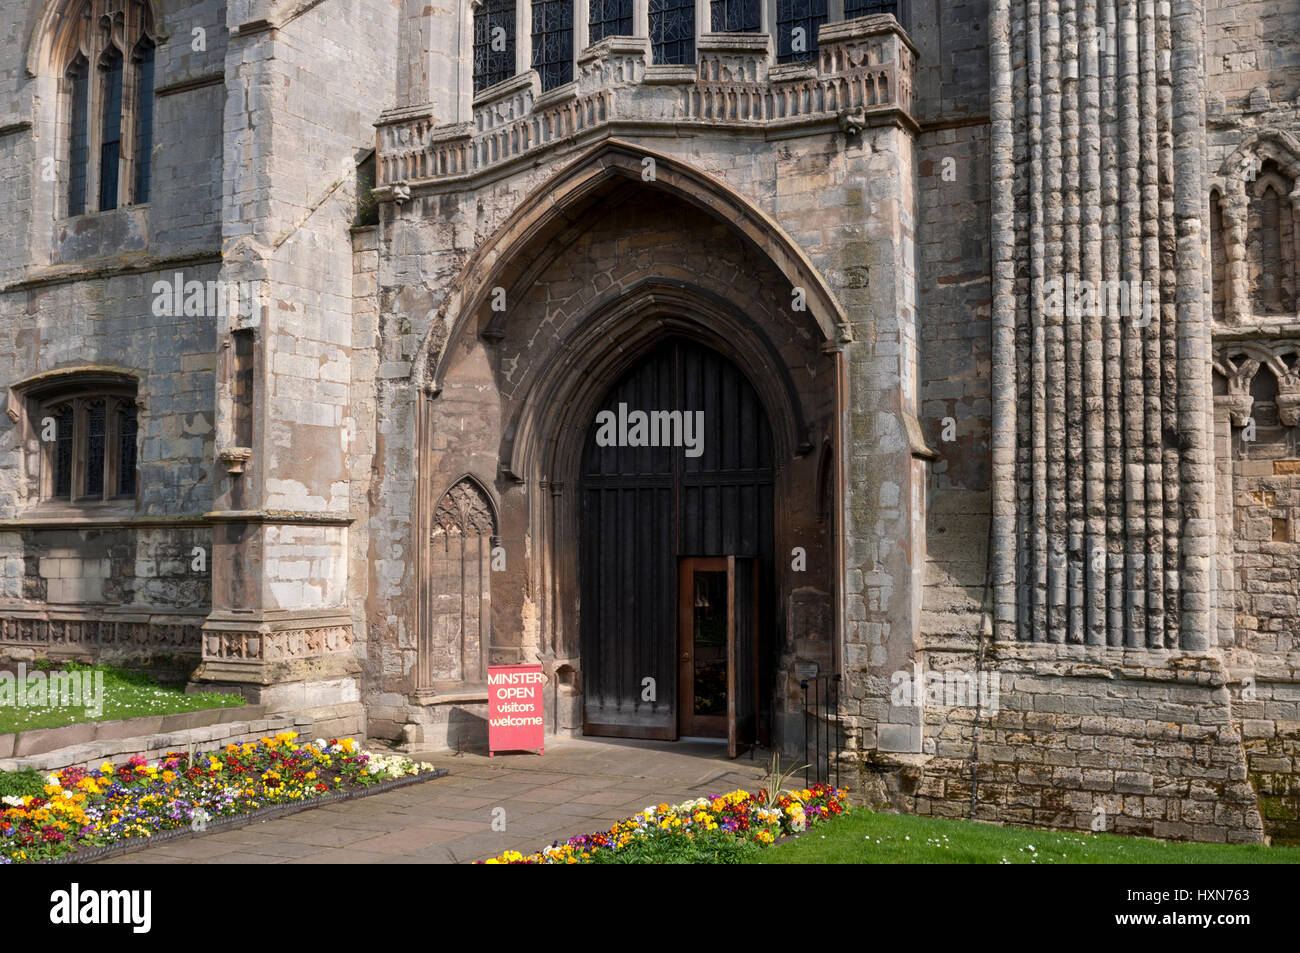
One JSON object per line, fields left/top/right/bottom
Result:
{"left": 36, "top": 767, "right": 449, "bottom": 865}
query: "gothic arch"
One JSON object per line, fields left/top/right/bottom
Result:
{"left": 1213, "top": 341, "right": 1300, "bottom": 429}
{"left": 419, "top": 474, "right": 500, "bottom": 691}
{"left": 1212, "top": 131, "right": 1300, "bottom": 325}
{"left": 502, "top": 278, "right": 814, "bottom": 488}
{"left": 26, "top": 0, "right": 163, "bottom": 78}
{"left": 411, "top": 138, "right": 849, "bottom": 395}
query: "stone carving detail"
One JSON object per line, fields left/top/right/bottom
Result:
{"left": 1212, "top": 131, "right": 1300, "bottom": 326}
{"left": 1213, "top": 350, "right": 1260, "bottom": 426}
{"left": 1214, "top": 341, "right": 1300, "bottom": 428}
{"left": 375, "top": 19, "right": 914, "bottom": 189}
{"left": 0, "top": 616, "right": 200, "bottom": 650}
{"left": 433, "top": 478, "right": 497, "bottom": 538}
{"left": 1277, "top": 370, "right": 1300, "bottom": 428}
{"left": 202, "top": 624, "right": 353, "bottom": 661}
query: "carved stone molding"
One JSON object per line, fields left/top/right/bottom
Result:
{"left": 0, "top": 614, "right": 202, "bottom": 653}
{"left": 201, "top": 623, "right": 354, "bottom": 662}
{"left": 1213, "top": 340, "right": 1300, "bottom": 428}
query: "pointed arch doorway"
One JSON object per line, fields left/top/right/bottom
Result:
{"left": 578, "top": 337, "right": 774, "bottom": 752}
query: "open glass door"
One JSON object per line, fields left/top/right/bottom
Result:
{"left": 678, "top": 556, "right": 760, "bottom": 757}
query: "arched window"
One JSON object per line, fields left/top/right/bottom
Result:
{"left": 1210, "top": 189, "right": 1226, "bottom": 324}
{"left": 13, "top": 372, "right": 140, "bottom": 504}
{"left": 473, "top": 0, "right": 516, "bottom": 94}
{"left": 54, "top": 0, "right": 156, "bottom": 216}
{"left": 98, "top": 45, "right": 124, "bottom": 211}
{"left": 428, "top": 478, "right": 498, "bottom": 684}
{"left": 65, "top": 55, "right": 90, "bottom": 216}
{"left": 1247, "top": 162, "right": 1297, "bottom": 317}
{"left": 531, "top": 0, "right": 574, "bottom": 91}
{"left": 131, "top": 37, "right": 155, "bottom": 203}
{"left": 588, "top": 0, "right": 632, "bottom": 43}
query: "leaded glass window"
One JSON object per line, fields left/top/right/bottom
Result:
{"left": 53, "top": 406, "right": 74, "bottom": 500}
{"left": 36, "top": 391, "right": 138, "bottom": 503}
{"left": 588, "top": 0, "right": 633, "bottom": 42}
{"left": 66, "top": 57, "right": 90, "bottom": 217}
{"left": 776, "top": 0, "right": 827, "bottom": 63}
{"left": 532, "top": 0, "right": 574, "bottom": 92}
{"left": 650, "top": 0, "right": 694, "bottom": 65}
{"left": 117, "top": 403, "right": 138, "bottom": 497}
{"left": 711, "top": 0, "right": 760, "bottom": 32}
{"left": 98, "top": 47, "right": 123, "bottom": 211}
{"left": 843, "top": 0, "right": 896, "bottom": 17}
{"left": 85, "top": 401, "right": 106, "bottom": 497}
{"left": 474, "top": 0, "right": 517, "bottom": 93}
{"left": 132, "top": 39, "right": 155, "bottom": 204}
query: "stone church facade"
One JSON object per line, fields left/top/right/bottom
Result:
{"left": 0, "top": 0, "right": 1296, "bottom": 843}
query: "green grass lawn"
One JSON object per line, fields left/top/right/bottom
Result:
{"left": 746, "top": 809, "right": 1300, "bottom": 864}
{"left": 0, "top": 661, "right": 243, "bottom": 735}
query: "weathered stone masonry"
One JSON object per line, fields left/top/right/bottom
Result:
{"left": 1, "top": 0, "right": 1298, "bottom": 843}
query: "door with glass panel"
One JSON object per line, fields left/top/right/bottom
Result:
{"left": 677, "top": 555, "right": 759, "bottom": 756}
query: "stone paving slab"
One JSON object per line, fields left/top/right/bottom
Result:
{"left": 93, "top": 736, "right": 768, "bottom": 865}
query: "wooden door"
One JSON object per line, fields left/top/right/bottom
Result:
{"left": 677, "top": 557, "right": 729, "bottom": 738}
{"left": 579, "top": 339, "right": 774, "bottom": 739}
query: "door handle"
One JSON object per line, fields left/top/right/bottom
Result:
{"left": 680, "top": 653, "right": 689, "bottom": 661}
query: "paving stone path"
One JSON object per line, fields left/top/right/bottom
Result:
{"left": 95, "top": 737, "right": 769, "bottom": 864}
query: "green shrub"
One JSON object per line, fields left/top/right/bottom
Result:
{"left": 0, "top": 769, "right": 46, "bottom": 799}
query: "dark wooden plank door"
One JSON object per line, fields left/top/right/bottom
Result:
{"left": 579, "top": 338, "right": 774, "bottom": 740}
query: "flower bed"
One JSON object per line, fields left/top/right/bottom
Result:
{"left": 483, "top": 782, "right": 849, "bottom": 864}
{"left": 0, "top": 733, "right": 438, "bottom": 864}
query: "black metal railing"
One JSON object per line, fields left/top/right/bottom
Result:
{"left": 801, "top": 674, "right": 841, "bottom": 788}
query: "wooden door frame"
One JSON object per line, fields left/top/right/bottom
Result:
{"left": 677, "top": 556, "right": 731, "bottom": 739}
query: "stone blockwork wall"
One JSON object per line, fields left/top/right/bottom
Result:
{"left": 895, "top": 648, "right": 1265, "bottom": 843}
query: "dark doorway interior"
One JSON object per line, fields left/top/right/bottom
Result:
{"left": 578, "top": 337, "right": 775, "bottom": 741}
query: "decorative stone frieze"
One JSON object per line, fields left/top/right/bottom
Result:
{"left": 374, "top": 14, "right": 916, "bottom": 191}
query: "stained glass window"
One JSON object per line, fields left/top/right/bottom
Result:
{"left": 710, "top": 0, "right": 760, "bottom": 32}
{"left": 474, "top": 0, "right": 517, "bottom": 93}
{"left": 132, "top": 40, "right": 155, "bottom": 204}
{"left": 843, "top": 0, "right": 896, "bottom": 17}
{"left": 532, "top": 0, "right": 574, "bottom": 92}
{"left": 117, "top": 403, "right": 138, "bottom": 497}
{"left": 66, "top": 57, "right": 89, "bottom": 217}
{"left": 98, "top": 47, "right": 123, "bottom": 211}
{"left": 776, "top": 0, "right": 827, "bottom": 63}
{"left": 650, "top": 0, "right": 695, "bottom": 65}
{"left": 588, "top": 0, "right": 633, "bottom": 42}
